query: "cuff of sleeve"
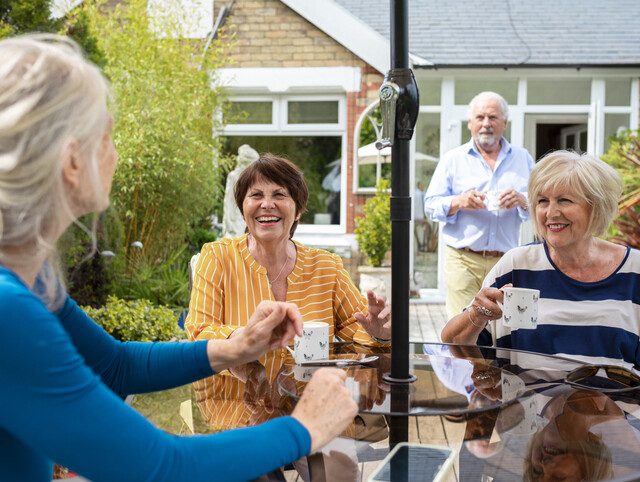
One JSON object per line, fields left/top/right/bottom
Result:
{"left": 282, "top": 416, "right": 312, "bottom": 456}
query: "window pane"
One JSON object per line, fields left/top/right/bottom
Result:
{"left": 604, "top": 113, "right": 630, "bottom": 152}
{"left": 222, "top": 136, "right": 342, "bottom": 225}
{"left": 605, "top": 79, "right": 631, "bottom": 106}
{"left": 416, "top": 78, "right": 442, "bottom": 105}
{"left": 226, "top": 101, "right": 272, "bottom": 124}
{"left": 455, "top": 79, "right": 518, "bottom": 105}
{"left": 461, "top": 121, "right": 511, "bottom": 145}
{"left": 287, "top": 101, "right": 339, "bottom": 124}
{"left": 414, "top": 113, "right": 441, "bottom": 291}
{"left": 527, "top": 79, "right": 590, "bottom": 105}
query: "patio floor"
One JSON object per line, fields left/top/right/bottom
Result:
{"left": 409, "top": 301, "right": 447, "bottom": 343}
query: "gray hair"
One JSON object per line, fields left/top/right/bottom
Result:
{"left": 528, "top": 150, "right": 622, "bottom": 238}
{"left": 467, "top": 91, "right": 509, "bottom": 121}
{"left": 0, "top": 34, "right": 110, "bottom": 307}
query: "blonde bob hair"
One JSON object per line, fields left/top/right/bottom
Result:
{"left": 528, "top": 150, "right": 622, "bottom": 238}
{"left": 0, "top": 34, "right": 110, "bottom": 306}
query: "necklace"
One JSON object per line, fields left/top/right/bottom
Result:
{"left": 248, "top": 234, "right": 294, "bottom": 286}
{"left": 268, "top": 254, "right": 292, "bottom": 286}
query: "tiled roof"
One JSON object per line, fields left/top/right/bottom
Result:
{"left": 333, "top": 0, "right": 640, "bottom": 67}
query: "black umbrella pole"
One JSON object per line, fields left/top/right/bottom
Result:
{"left": 389, "top": 140, "right": 411, "bottom": 381}
{"left": 381, "top": 0, "right": 419, "bottom": 383}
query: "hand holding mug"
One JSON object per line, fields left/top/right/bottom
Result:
{"left": 291, "top": 368, "right": 358, "bottom": 453}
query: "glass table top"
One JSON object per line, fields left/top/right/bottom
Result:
{"left": 276, "top": 342, "right": 590, "bottom": 417}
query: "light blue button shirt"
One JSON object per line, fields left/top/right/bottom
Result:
{"left": 424, "top": 138, "right": 534, "bottom": 252}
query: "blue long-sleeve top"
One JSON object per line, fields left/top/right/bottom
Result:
{"left": 0, "top": 267, "right": 310, "bottom": 481}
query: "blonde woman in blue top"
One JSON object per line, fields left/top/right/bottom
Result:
{"left": 0, "top": 34, "right": 357, "bottom": 481}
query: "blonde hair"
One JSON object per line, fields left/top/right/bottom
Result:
{"left": 0, "top": 34, "right": 110, "bottom": 307}
{"left": 528, "top": 150, "right": 622, "bottom": 239}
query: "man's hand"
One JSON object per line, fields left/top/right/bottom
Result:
{"left": 206, "top": 301, "right": 303, "bottom": 373}
{"left": 354, "top": 290, "right": 391, "bottom": 341}
{"left": 449, "top": 189, "right": 486, "bottom": 215}
{"left": 498, "top": 189, "right": 527, "bottom": 210}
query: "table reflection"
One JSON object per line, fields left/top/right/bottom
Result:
{"left": 186, "top": 342, "right": 640, "bottom": 481}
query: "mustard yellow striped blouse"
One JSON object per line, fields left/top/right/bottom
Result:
{"left": 185, "top": 233, "right": 374, "bottom": 430}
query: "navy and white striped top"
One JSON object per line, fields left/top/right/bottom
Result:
{"left": 478, "top": 243, "right": 640, "bottom": 370}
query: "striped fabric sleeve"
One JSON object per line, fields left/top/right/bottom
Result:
{"left": 185, "top": 243, "right": 240, "bottom": 341}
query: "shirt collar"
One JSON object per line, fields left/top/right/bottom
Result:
{"left": 466, "top": 137, "right": 512, "bottom": 160}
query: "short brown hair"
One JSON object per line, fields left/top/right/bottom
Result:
{"left": 234, "top": 153, "right": 308, "bottom": 237}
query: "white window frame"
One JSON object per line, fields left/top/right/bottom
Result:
{"left": 222, "top": 94, "right": 347, "bottom": 235}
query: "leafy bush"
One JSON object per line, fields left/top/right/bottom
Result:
{"left": 86, "top": 0, "right": 228, "bottom": 262}
{"left": 602, "top": 130, "right": 640, "bottom": 249}
{"left": 84, "top": 296, "right": 184, "bottom": 342}
{"left": 355, "top": 179, "right": 391, "bottom": 267}
{"left": 113, "top": 247, "right": 190, "bottom": 309}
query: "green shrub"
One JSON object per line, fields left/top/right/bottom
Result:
{"left": 354, "top": 179, "right": 391, "bottom": 267}
{"left": 602, "top": 130, "right": 640, "bottom": 249}
{"left": 84, "top": 296, "right": 184, "bottom": 342}
{"left": 113, "top": 247, "right": 190, "bottom": 309}
{"left": 86, "top": 0, "right": 229, "bottom": 262}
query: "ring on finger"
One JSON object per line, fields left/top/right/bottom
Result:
{"left": 474, "top": 305, "right": 494, "bottom": 317}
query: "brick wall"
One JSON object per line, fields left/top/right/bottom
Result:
{"left": 216, "top": 0, "right": 368, "bottom": 68}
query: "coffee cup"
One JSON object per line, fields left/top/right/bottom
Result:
{"left": 286, "top": 321, "right": 329, "bottom": 364}
{"left": 484, "top": 190, "right": 501, "bottom": 211}
{"left": 501, "top": 287, "right": 539, "bottom": 329}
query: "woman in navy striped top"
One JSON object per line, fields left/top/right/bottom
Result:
{"left": 442, "top": 150, "right": 640, "bottom": 370}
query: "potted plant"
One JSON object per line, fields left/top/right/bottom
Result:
{"left": 355, "top": 179, "right": 392, "bottom": 300}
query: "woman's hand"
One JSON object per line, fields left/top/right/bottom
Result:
{"left": 469, "top": 286, "right": 505, "bottom": 325}
{"left": 441, "top": 286, "right": 507, "bottom": 344}
{"left": 206, "top": 301, "right": 303, "bottom": 373}
{"left": 354, "top": 290, "right": 391, "bottom": 341}
{"left": 291, "top": 368, "right": 358, "bottom": 453}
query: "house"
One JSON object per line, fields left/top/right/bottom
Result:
{"left": 216, "top": 0, "right": 640, "bottom": 301}
{"left": 54, "top": 0, "right": 640, "bottom": 300}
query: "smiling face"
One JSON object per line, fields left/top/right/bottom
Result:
{"left": 242, "top": 177, "right": 299, "bottom": 244}
{"left": 468, "top": 98, "right": 507, "bottom": 152}
{"left": 534, "top": 185, "right": 592, "bottom": 252}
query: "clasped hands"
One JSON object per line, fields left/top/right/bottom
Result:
{"left": 457, "top": 189, "right": 527, "bottom": 211}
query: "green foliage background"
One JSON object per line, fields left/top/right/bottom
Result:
{"left": 602, "top": 130, "right": 640, "bottom": 248}
{"left": 354, "top": 179, "right": 391, "bottom": 267}
{"left": 86, "top": 0, "right": 227, "bottom": 262}
{"left": 84, "top": 296, "right": 184, "bottom": 342}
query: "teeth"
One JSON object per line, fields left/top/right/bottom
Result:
{"left": 257, "top": 216, "right": 280, "bottom": 222}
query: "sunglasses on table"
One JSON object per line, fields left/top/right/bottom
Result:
{"left": 564, "top": 364, "right": 640, "bottom": 393}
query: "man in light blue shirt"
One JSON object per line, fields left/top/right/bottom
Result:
{"left": 424, "top": 92, "right": 534, "bottom": 318}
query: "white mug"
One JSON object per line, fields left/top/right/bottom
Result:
{"left": 484, "top": 190, "right": 501, "bottom": 211}
{"left": 501, "top": 287, "right": 539, "bottom": 329}
{"left": 287, "top": 321, "right": 329, "bottom": 364}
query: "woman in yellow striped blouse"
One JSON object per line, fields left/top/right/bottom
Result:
{"left": 185, "top": 153, "right": 391, "bottom": 430}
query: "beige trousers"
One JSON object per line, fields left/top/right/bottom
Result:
{"left": 444, "top": 245, "right": 501, "bottom": 319}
